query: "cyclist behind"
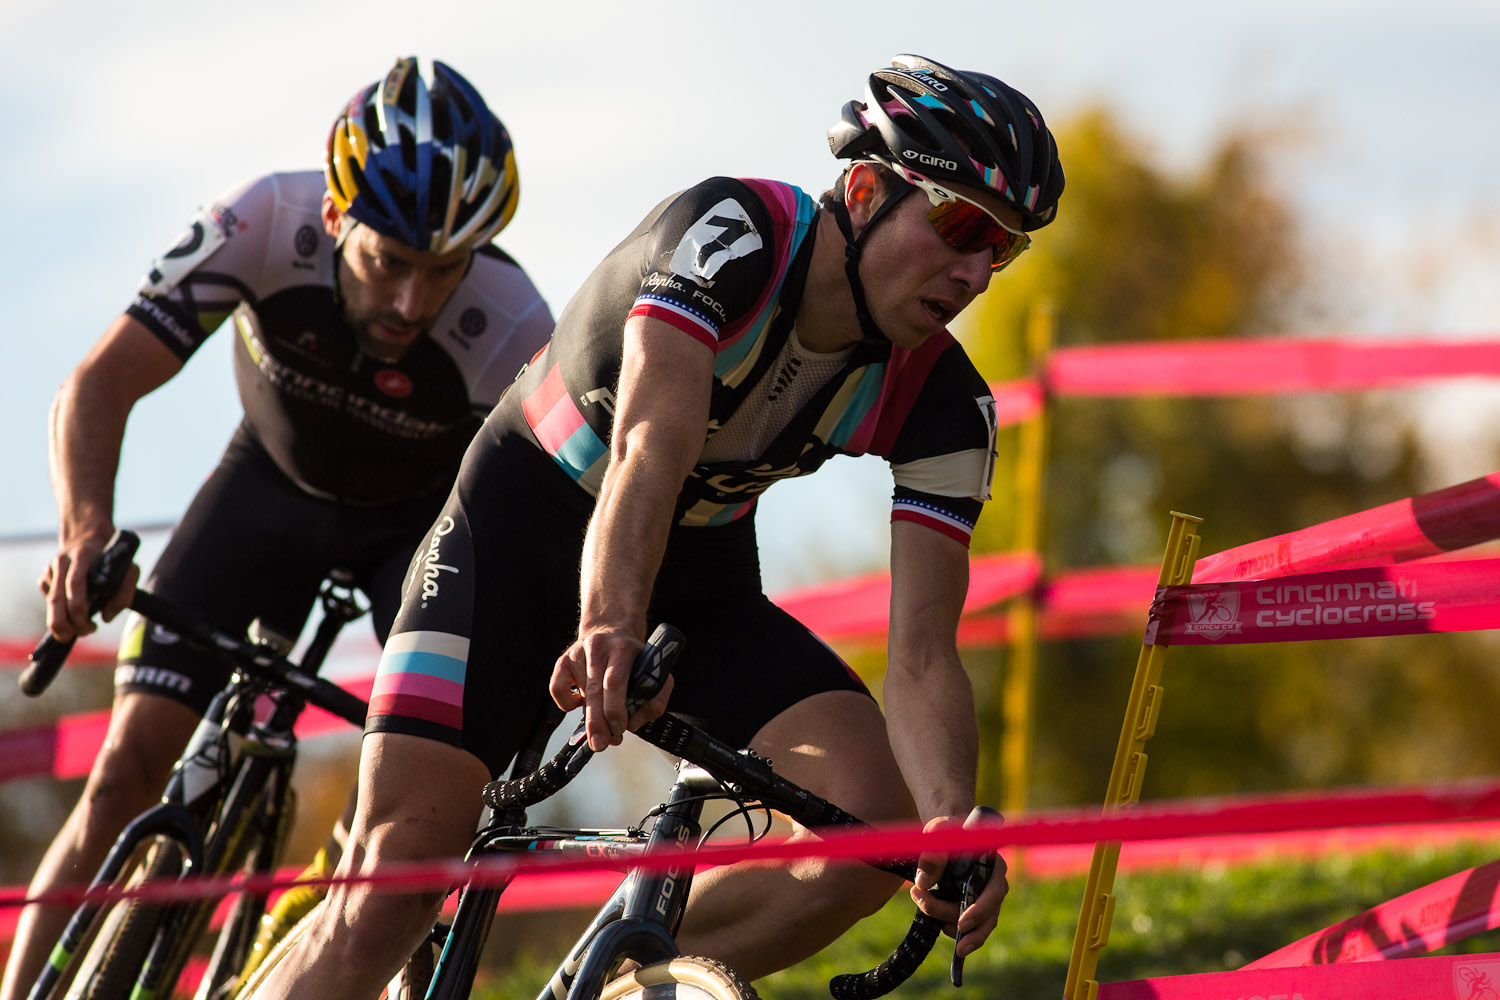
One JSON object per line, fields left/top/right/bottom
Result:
{"left": 2, "top": 57, "right": 554, "bottom": 1000}
{"left": 247, "top": 54, "right": 1065, "bottom": 997}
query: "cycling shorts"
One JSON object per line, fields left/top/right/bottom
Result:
{"left": 365, "top": 425, "right": 871, "bottom": 777}
{"left": 115, "top": 425, "right": 451, "bottom": 716}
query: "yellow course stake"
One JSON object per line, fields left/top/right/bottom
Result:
{"left": 999, "top": 301, "right": 1054, "bottom": 815}
{"left": 1062, "top": 511, "right": 1203, "bottom": 1000}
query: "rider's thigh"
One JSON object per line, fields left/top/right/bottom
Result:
{"left": 746, "top": 690, "right": 918, "bottom": 826}
{"left": 73, "top": 691, "right": 201, "bottom": 835}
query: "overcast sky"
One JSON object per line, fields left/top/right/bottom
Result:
{"left": 3, "top": 0, "right": 1498, "bottom": 606}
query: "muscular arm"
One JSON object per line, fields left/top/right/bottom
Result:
{"left": 549, "top": 315, "right": 714, "bottom": 749}
{"left": 884, "top": 519, "right": 1008, "bottom": 957}
{"left": 44, "top": 314, "right": 182, "bottom": 637}
{"left": 883, "top": 519, "right": 977, "bottom": 820}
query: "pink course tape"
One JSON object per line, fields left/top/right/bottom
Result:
{"left": 986, "top": 338, "right": 1500, "bottom": 432}
{"left": 1145, "top": 559, "right": 1500, "bottom": 646}
{"left": 1194, "top": 472, "right": 1500, "bottom": 582}
{"left": 1247, "top": 859, "right": 1500, "bottom": 968}
{"left": 1047, "top": 338, "right": 1500, "bottom": 398}
{"left": 1100, "top": 952, "right": 1500, "bottom": 999}
{"left": 4, "top": 776, "right": 1500, "bottom": 913}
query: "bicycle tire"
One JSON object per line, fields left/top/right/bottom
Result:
{"left": 196, "top": 778, "right": 297, "bottom": 1000}
{"left": 69, "top": 838, "right": 185, "bottom": 1000}
{"left": 599, "top": 957, "right": 761, "bottom": 1000}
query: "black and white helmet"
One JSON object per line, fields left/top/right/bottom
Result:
{"left": 828, "top": 54, "right": 1064, "bottom": 231}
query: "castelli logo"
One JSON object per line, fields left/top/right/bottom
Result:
{"left": 374, "top": 369, "right": 413, "bottom": 397}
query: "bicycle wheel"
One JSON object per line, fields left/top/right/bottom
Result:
{"left": 196, "top": 778, "right": 297, "bottom": 1000}
{"left": 599, "top": 957, "right": 761, "bottom": 1000}
{"left": 66, "top": 837, "right": 185, "bottom": 1000}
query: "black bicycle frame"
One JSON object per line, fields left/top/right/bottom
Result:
{"left": 26, "top": 577, "right": 367, "bottom": 1000}
{"left": 539, "top": 765, "right": 718, "bottom": 1000}
{"left": 426, "top": 763, "right": 717, "bottom": 1000}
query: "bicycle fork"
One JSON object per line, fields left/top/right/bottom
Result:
{"left": 27, "top": 693, "right": 240, "bottom": 1000}
{"left": 539, "top": 765, "right": 720, "bottom": 1000}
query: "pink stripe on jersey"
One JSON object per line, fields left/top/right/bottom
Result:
{"left": 521, "top": 361, "right": 567, "bottom": 422}
{"left": 738, "top": 177, "right": 799, "bottom": 222}
{"left": 713, "top": 178, "right": 805, "bottom": 354}
{"left": 522, "top": 363, "right": 588, "bottom": 455}
{"left": 846, "top": 333, "right": 952, "bottom": 457}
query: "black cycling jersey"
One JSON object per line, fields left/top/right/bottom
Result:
{"left": 114, "top": 428, "right": 452, "bottom": 714}
{"left": 367, "top": 176, "right": 998, "bottom": 771}
{"left": 114, "top": 171, "right": 553, "bottom": 711}
{"left": 126, "top": 171, "right": 554, "bottom": 504}
{"left": 504, "top": 176, "right": 999, "bottom": 542}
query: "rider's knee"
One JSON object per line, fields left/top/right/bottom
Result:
{"left": 846, "top": 865, "right": 904, "bottom": 921}
{"left": 806, "top": 859, "right": 904, "bottom": 924}
{"left": 71, "top": 697, "right": 197, "bottom": 837}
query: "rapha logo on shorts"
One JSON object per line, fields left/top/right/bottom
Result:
{"left": 1181, "top": 587, "right": 1243, "bottom": 641}
{"left": 409, "top": 516, "right": 459, "bottom": 609}
{"left": 668, "top": 198, "right": 762, "bottom": 287}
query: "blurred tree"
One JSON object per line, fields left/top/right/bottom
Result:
{"left": 950, "top": 109, "right": 1500, "bottom": 809}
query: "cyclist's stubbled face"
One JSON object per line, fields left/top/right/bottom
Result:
{"left": 848, "top": 171, "right": 1022, "bottom": 352}
{"left": 334, "top": 224, "right": 472, "bottom": 363}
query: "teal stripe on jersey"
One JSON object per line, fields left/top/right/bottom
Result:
{"left": 714, "top": 301, "right": 776, "bottom": 381}
{"left": 713, "top": 190, "right": 818, "bottom": 384}
{"left": 825, "top": 363, "right": 888, "bottom": 449}
{"left": 705, "top": 501, "right": 753, "bottom": 525}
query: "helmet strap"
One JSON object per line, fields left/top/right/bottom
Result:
{"left": 829, "top": 180, "right": 912, "bottom": 344}
{"left": 327, "top": 215, "right": 361, "bottom": 312}
{"left": 333, "top": 214, "right": 359, "bottom": 253}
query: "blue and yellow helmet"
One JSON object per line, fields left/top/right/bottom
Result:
{"left": 326, "top": 57, "right": 520, "bottom": 254}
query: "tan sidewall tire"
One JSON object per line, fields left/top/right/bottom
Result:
{"left": 598, "top": 956, "right": 760, "bottom": 1000}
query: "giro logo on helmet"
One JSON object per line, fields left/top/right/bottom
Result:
{"left": 904, "top": 69, "right": 949, "bottom": 92}
{"left": 903, "top": 150, "right": 959, "bottom": 171}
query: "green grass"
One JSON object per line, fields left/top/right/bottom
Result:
{"left": 469, "top": 840, "right": 1500, "bottom": 999}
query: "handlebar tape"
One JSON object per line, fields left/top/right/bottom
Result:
{"left": 483, "top": 623, "right": 685, "bottom": 810}
{"left": 21, "top": 530, "right": 141, "bottom": 697}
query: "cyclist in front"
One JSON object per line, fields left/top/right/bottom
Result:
{"left": 3, "top": 58, "right": 554, "bottom": 1000}
{"left": 246, "top": 54, "right": 1065, "bottom": 997}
